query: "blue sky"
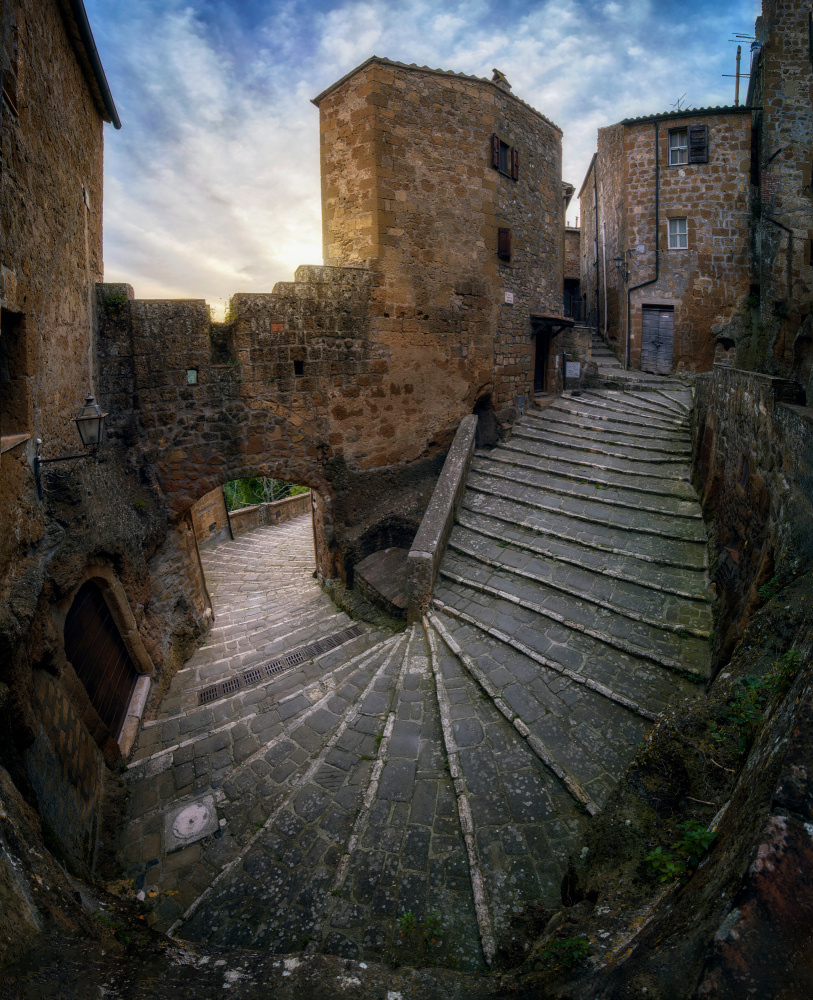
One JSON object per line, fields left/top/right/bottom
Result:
{"left": 86, "top": 0, "right": 760, "bottom": 313}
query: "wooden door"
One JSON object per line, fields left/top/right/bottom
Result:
{"left": 534, "top": 331, "right": 548, "bottom": 393}
{"left": 64, "top": 581, "right": 139, "bottom": 738}
{"left": 640, "top": 306, "right": 674, "bottom": 375}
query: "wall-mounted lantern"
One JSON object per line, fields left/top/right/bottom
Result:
{"left": 35, "top": 394, "right": 109, "bottom": 498}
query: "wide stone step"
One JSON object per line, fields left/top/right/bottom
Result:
{"left": 514, "top": 423, "right": 689, "bottom": 466}
{"left": 447, "top": 524, "right": 712, "bottom": 636}
{"left": 583, "top": 389, "right": 690, "bottom": 422}
{"left": 505, "top": 435, "right": 690, "bottom": 485}
{"left": 477, "top": 450, "right": 697, "bottom": 513}
{"left": 439, "top": 550, "right": 710, "bottom": 674}
{"left": 516, "top": 420, "right": 693, "bottom": 459}
{"left": 461, "top": 490, "right": 707, "bottom": 570}
{"left": 549, "top": 397, "right": 686, "bottom": 433}
{"left": 576, "top": 389, "right": 691, "bottom": 425}
{"left": 525, "top": 407, "right": 691, "bottom": 447}
{"left": 466, "top": 471, "right": 706, "bottom": 544}
{"left": 456, "top": 509, "right": 711, "bottom": 602}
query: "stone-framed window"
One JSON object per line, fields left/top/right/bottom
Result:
{"left": 491, "top": 134, "right": 519, "bottom": 180}
{"left": 668, "top": 129, "right": 688, "bottom": 165}
{"left": 668, "top": 217, "right": 688, "bottom": 249}
{"left": 0, "top": 310, "right": 32, "bottom": 452}
{"left": 668, "top": 125, "right": 708, "bottom": 165}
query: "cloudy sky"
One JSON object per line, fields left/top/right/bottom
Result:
{"left": 86, "top": 0, "right": 760, "bottom": 313}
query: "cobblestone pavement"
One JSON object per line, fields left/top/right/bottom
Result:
{"left": 120, "top": 382, "right": 711, "bottom": 971}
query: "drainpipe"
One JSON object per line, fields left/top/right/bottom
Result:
{"left": 594, "top": 162, "right": 601, "bottom": 331}
{"left": 601, "top": 220, "right": 608, "bottom": 339}
{"left": 626, "top": 120, "right": 660, "bottom": 369}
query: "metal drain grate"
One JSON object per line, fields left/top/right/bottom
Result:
{"left": 198, "top": 624, "right": 365, "bottom": 705}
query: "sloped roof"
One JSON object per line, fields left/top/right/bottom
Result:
{"left": 619, "top": 105, "right": 751, "bottom": 126}
{"left": 311, "top": 56, "right": 561, "bottom": 133}
{"left": 59, "top": 0, "right": 121, "bottom": 128}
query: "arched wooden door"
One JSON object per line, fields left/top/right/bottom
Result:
{"left": 64, "top": 581, "right": 139, "bottom": 738}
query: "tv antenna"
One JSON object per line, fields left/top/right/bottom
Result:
{"left": 671, "top": 93, "right": 687, "bottom": 111}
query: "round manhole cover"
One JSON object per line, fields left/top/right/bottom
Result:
{"left": 172, "top": 802, "right": 212, "bottom": 841}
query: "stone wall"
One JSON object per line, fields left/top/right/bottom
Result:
{"left": 224, "top": 491, "right": 312, "bottom": 539}
{"left": 747, "top": 0, "right": 813, "bottom": 397}
{"left": 0, "top": 0, "right": 153, "bottom": 875}
{"left": 564, "top": 227, "right": 580, "bottom": 281}
{"left": 693, "top": 365, "right": 813, "bottom": 662}
{"left": 315, "top": 57, "right": 563, "bottom": 412}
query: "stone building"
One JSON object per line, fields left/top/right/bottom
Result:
{"left": 564, "top": 225, "right": 581, "bottom": 319}
{"left": 579, "top": 107, "right": 753, "bottom": 374}
{"left": 746, "top": 0, "right": 813, "bottom": 397}
{"left": 313, "top": 56, "right": 565, "bottom": 405}
{"left": 0, "top": 0, "right": 148, "bottom": 874}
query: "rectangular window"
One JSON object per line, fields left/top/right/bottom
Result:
{"left": 497, "top": 227, "right": 512, "bottom": 260}
{"left": 2, "top": 10, "right": 18, "bottom": 117}
{"left": 668, "top": 129, "right": 688, "bottom": 165}
{"left": 668, "top": 217, "right": 688, "bottom": 249}
{"left": 491, "top": 134, "right": 518, "bottom": 181}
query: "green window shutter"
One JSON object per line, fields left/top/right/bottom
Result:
{"left": 491, "top": 133, "right": 500, "bottom": 170}
{"left": 511, "top": 147, "right": 519, "bottom": 181}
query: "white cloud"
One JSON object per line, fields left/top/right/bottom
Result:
{"left": 88, "top": 0, "right": 761, "bottom": 298}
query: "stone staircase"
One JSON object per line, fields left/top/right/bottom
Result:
{"left": 589, "top": 329, "right": 691, "bottom": 390}
{"left": 119, "top": 387, "right": 711, "bottom": 970}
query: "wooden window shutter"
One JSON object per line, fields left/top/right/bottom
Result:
{"left": 498, "top": 227, "right": 512, "bottom": 260}
{"left": 491, "top": 133, "right": 500, "bottom": 170}
{"left": 511, "top": 147, "right": 519, "bottom": 181}
{"left": 688, "top": 125, "right": 708, "bottom": 164}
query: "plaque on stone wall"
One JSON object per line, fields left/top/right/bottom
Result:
{"left": 565, "top": 362, "right": 581, "bottom": 380}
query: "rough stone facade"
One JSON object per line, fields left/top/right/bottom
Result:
{"left": 314, "top": 57, "right": 564, "bottom": 413}
{"left": 0, "top": 0, "right": 162, "bottom": 874}
{"left": 694, "top": 364, "right": 812, "bottom": 662}
{"left": 564, "top": 227, "right": 580, "bottom": 280}
{"left": 747, "top": 0, "right": 813, "bottom": 397}
{"left": 579, "top": 109, "right": 752, "bottom": 373}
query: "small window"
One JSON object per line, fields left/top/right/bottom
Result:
{"left": 293, "top": 359, "right": 304, "bottom": 376}
{"left": 668, "top": 129, "right": 688, "bottom": 165}
{"left": 668, "top": 218, "right": 688, "bottom": 249}
{"left": 497, "top": 227, "right": 512, "bottom": 261}
{"left": 491, "top": 134, "right": 519, "bottom": 181}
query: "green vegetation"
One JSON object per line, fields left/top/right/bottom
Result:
{"left": 104, "top": 290, "right": 128, "bottom": 314}
{"left": 646, "top": 820, "right": 716, "bottom": 883}
{"left": 758, "top": 575, "right": 779, "bottom": 601}
{"left": 223, "top": 477, "right": 309, "bottom": 511}
{"left": 538, "top": 936, "right": 591, "bottom": 969}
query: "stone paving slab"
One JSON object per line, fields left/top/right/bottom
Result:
{"left": 462, "top": 489, "right": 708, "bottom": 569}
{"left": 474, "top": 451, "right": 699, "bottom": 514}
{"left": 466, "top": 470, "right": 706, "bottom": 543}
{"left": 456, "top": 508, "right": 711, "bottom": 601}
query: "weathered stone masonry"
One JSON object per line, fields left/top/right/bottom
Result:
{"left": 315, "top": 57, "right": 563, "bottom": 413}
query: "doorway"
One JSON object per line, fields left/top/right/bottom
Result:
{"left": 534, "top": 328, "right": 549, "bottom": 394}
{"left": 64, "top": 580, "right": 140, "bottom": 738}
{"left": 641, "top": 305, "right": 674, "bottom": 375}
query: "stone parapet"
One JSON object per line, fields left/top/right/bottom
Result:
{"left": 406, "top": 415, "right": 477, "bottom": 623}
{"left": 225, "top": 491, "right": 312, "bottom": 539}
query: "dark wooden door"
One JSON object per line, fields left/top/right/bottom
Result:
{"left": 534, "top": 332, "right": 548, "bottom": 393}
{"left": 64, "top": 581, "right": 139, "bottom": 738}
{"left": 640, "top": 306, "right": 674, "bottom": 375}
